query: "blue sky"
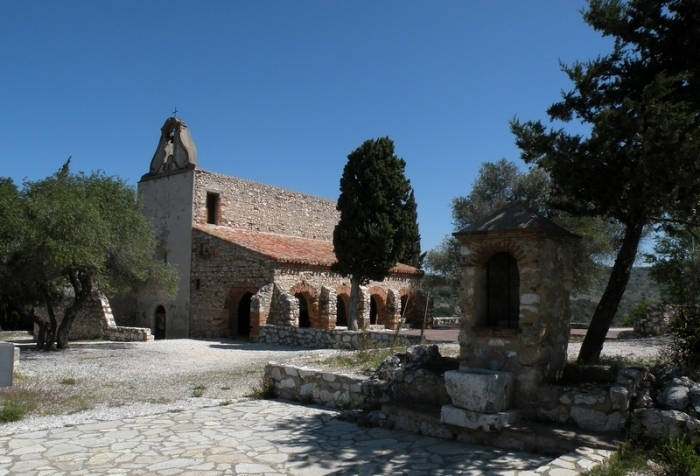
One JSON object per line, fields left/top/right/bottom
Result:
{"left": 1, "top": 1, "right": 613, "bottom": 252}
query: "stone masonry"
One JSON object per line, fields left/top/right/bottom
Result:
{"left": 454, "top": 205, "right": 578, "bottom": 405}
{"left": 35, "top": 292, "right": 153, "bottom": 342}
{"left": 131, "top": 116, "right": 424, "bottom": 340}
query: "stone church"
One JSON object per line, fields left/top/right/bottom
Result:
{"left": 132, "top": 116, "right": 423, "bottom": 339}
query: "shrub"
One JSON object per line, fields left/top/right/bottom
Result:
{"left": 668, "top": 306, "right": 700, "bottom": 369}
{"left": 249, "top": 381, "right": 275, "bottom": 399}
{"left": 0, "top": 398, "right": 35, "bottom": 423}
{"left": 659, "top": 436, "right": 700, "bottom": 476}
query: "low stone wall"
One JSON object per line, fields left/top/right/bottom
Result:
{"left": 264, "top": 363, "right": 385, "bottom": 409}
{"left": 432, "top": 316, "right": 460, "bottom": 328}
{"left": 634, "top": 304, "right": 672, "bottom": 336}
{"left": 256, "top": 325, "right": 421, "bottom": 350}
{"left": 535, "top": 367, "right": 646, "bottom": 433}
{"left": 34, "top": 292, "right": 153, "bottom": 343}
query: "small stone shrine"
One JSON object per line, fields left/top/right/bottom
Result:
{"left": 441, "top": 204, "right": 579, "bottom": 428}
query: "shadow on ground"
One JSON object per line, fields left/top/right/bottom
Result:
{"left": 256, "top": 399, "right": 549, "bottom": 475}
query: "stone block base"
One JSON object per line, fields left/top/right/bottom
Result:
{"left": 444, "top": 368, "right": 513, "bottom": 412}
{"left": 0, "top": 342, "right": 14, "bottom": 387}
{"left": 440, "top": 404, "right": 520, "bottom": 432}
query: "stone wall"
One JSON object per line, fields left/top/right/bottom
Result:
{"left": 189, "top": 228, "right": 275, "bottom": 337}
{"left": 273, "top": 266, "right": 420, "bottom": 329}
{"left": 534, "top": 366, "right": 647, "bottom": 433}
{"left": 264, "top": 363, "right": 376, "bottom": 409}
{"left": 263, "top": 346, "right": 454, "bottom": 409}
{"left": 634, "top": 304, "right": 672, "bottom": 336}
{"left": 257, "top": 325, "right": 421, "bottom": 349}
{"left": 194, "top": 170, "right": 339, "bottom": 241}
{"left": 457, "top": 231, "right": 575, "bottom": 403}
{"left": 137, "top": 168, "right": 195, "bottom": 338}
{"left": 35, "top": 292, "right": 153, "bottom": 342}
{"left": 188, "top": 229, "right": 422, "bottom": 338}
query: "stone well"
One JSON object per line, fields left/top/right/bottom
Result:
{"left": 453, "top": 204, "right": 579, "bottom": 405}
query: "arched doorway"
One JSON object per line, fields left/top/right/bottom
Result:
{"left": 295, "top": 293, "right": 311, "bottom": 328}
{"left": 336, "top": 295, "right": 348, "bottom": 326}
{"left": 485, "top": 252, "right": 519, "bottom": 328}
{"left": 369, "top": 295, "right": 379, "bottom": 325}
{"left": 225, "top": 285, "right": 259, "bottom": 339}
{"left": 154, "top": 305, "right": 166, "bottom": 340}
{"left": 235, "top": 292, "right": 253, "bottom": 337}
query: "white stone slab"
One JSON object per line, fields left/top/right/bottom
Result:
{"left": 440, "top": 404, "right": 520, "bottom": 431}
{"left": 0, "top": 342, "right": 14, "bottom": 387}
{"left": 444, "top": 368, "right": 513, "bottom": 412}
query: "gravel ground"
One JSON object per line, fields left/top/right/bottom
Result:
{"left": 567, "top": 336, "right": 671, "bottom": 362}
{"left": 0, "top": 334, "right": 352, "bottom": 435}
{"left": 0, "top": 332, "right": 671, "bottom": 436}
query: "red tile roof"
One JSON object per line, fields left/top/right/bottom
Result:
{"left": 194, "top": 225, "right": 421, "bottom": 275}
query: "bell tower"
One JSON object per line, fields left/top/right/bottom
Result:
{"left": 136, "top": 116, "right": 198, "bottom": 338}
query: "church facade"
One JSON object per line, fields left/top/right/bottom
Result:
{"left": 133, "top": 117, "right": 423, "bottom": 339}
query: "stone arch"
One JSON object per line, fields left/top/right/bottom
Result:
{"left": 482, "top": 252, "right": 520, "bottom": 328}
{"left": 368, "top": 286, "right": 388, "bottom": 326}
{"left": 289, "top": 282, "right": 320, "bottom": 328}
{"left": 225, "top": 284, "right": 259, "bottom": 338}
{"left": 464, "top": 238, "right": 530, "bottom": 268}
{"left": 154, "top": 305, "right": 166, "bottom": 340}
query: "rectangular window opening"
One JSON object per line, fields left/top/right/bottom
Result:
{"left": 206, "top": 192, "right": 220, "bottom": 224}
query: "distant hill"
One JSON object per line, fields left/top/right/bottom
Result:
{"left": 423, "top": 266, "right": 660, "bottom": 325}
{"left": 571, "top": 266, "right": 660, "bottom": 325}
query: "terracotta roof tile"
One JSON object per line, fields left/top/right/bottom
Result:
{"left": 194, "top": 225, "right": 421, "bottom": 275}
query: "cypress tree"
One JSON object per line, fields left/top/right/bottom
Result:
{"left": 333, "top": 137, "right": 420, "bottom": 330}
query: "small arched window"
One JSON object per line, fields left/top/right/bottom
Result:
{"left": 485, "top": 253, "right": 519, "bottom": 328}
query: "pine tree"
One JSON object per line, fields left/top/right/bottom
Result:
{"left": 511, "top": 0, "right": 700, "bottom": 363}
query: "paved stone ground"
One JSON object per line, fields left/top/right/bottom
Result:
{"left": 0, "top": 398, "right": 566, "bottom": 475}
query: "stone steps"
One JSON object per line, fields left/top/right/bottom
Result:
{"left": 375, "top": 403, "right": 623, "bottom": 456}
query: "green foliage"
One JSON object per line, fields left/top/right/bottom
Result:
{"left": 648, "top": 226, "right": 700, "bottom": 307}
{"left": 584, "top": 442, "right": 648, "bottom": 476}
{"left": 659, "top": 436, "right": 700, "bottom": 476}
{"left": 59, "top": 377, "right": 77, "bottom": 385}
{"left": 451, "top": 159, "right": 550, "bottom": 229}
{"left": 191, "top": 384, "right": 206, "bottom": 397}
{"left": 333, "top": 137, "right": 420, "bottom": 328}
{"left": 648, "top": 225, "right": 700, "bottom": 367}
{"left": 0, "top": 396, "right": 37, "bottom": 423}
{"left": 423, "top": 236, "right": 461, "bottom": 288}
{"left": 619, "top": 299, "right": 651, "bottom": 327}
{"left": 511, "top": 0, "right": 700, "bottom": 363}
{"left": 427, "top": 159, "right": 621, "bottom": 295}
{"left": 0, "top": 162, "right": 177, "bottom": 348}
{"left": 333, "top": 137, "right": 420, "bottom": 282}
{"left": 249, "top": 381, "right": 276, "bottom": 399}
{"left": 315, "top": 346, "right": 405, "bottom": 372}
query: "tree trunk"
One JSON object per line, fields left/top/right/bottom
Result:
{"left": 57, "top": 270, "right": 93, "bottom": 350}
{"left": 37, "top": 293, "right": 58, "bottom": 350}
{"left": 578, "top": 220, "right": 645, "bottom": 364}
{"left": 35, "top": 320, "right": 47, "bottom": 350}
{"left": 348, "top": 278, "right": 360, "bottom": 331}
